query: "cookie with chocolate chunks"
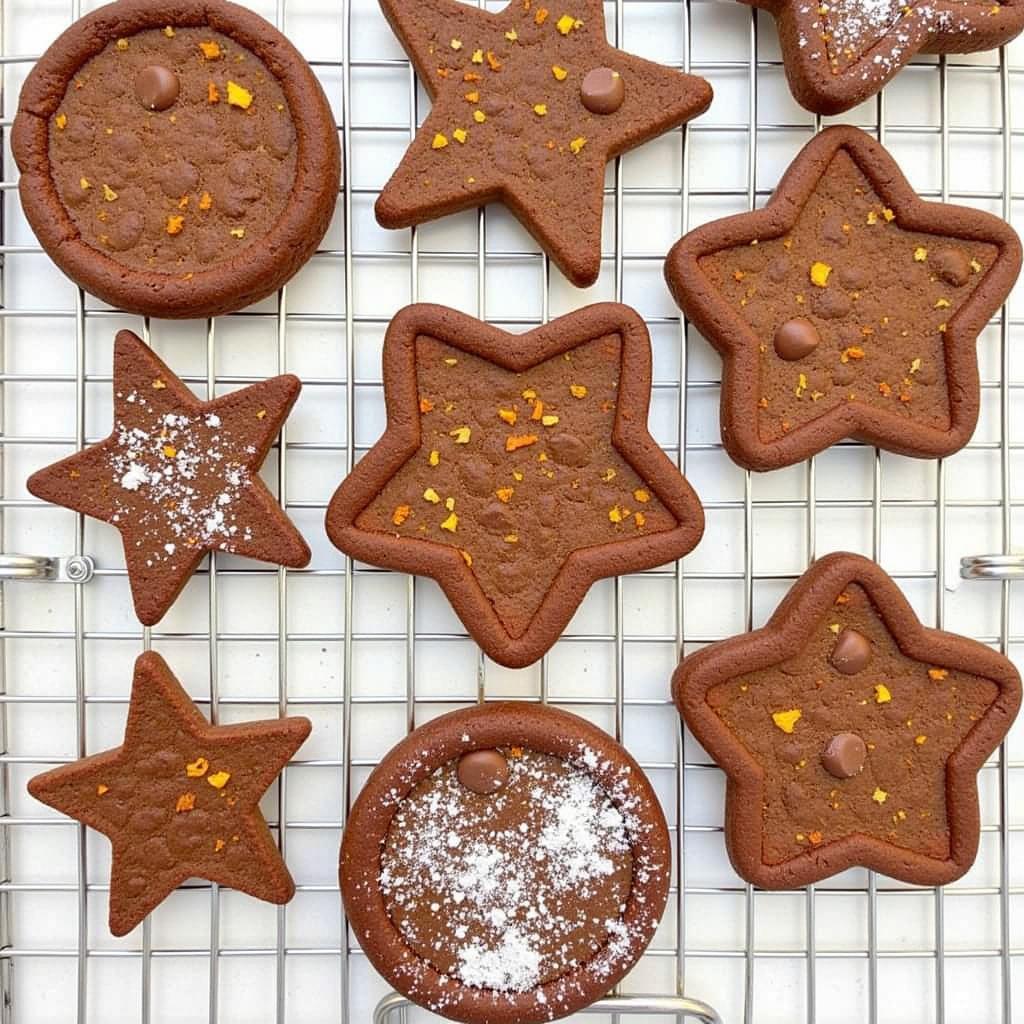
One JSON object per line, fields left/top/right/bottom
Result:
{"left": 27, "top": 330, "right": 310, "bottom": 626}
{"left": 674, "top": 552, "right": 1022, "bottom": 889}
{"left": 341, "top": 702, "right": 670, "bottom": 1024}
{"left": 325, "top": 303, "right": 704, "bottom": 668}
{"left": 373, "top": 0, "right": 712, "bottom": 288}
{"left": 665, "top": 126, "right": 1022, "bottom": 472}
{"left": 28, "top": 651, "right": 311, "bottom": 936}
{"left": 13, "top": 0, "right": 339, "bottom": 318}
{"left": 745, "top": 0, "right": 1024, "bottom": 115}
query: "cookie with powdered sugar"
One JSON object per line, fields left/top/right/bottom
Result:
{"left": 341, "top": 703, "right": 670, "bottom": 1023}
{"left": 746, "top": 0, "right": 1024, "bottom": 114}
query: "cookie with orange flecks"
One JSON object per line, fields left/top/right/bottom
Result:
{"left": 665, "top": 126, "right": 1022, "bottom": 471}
{"left": 27, "top": 651, "right": 310, "bottom": 936}
{"left": 374, "top": 0, "right": 711, "bottom": 287}
{"left": 674, "top": 552, "right": 1021, "bottom": 888}
{"left": 325, "top": 302, "right": 704, "bottom": 668}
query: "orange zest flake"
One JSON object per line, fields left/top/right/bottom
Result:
{"left": 498, "top": 407, "right": 517, "bottom": 425}
{"left": 505, "top": 434, "right": 538, "bottom": 452}
{"left": 419, "top": 397, "right": 435, "bottom": 413}
{"left": 840, "top": 346, "right": 865, "bottom": 363}
{"left": 175, "top": 793, "right": 196, "bottom": 813}
{"left": 556, "top": 13, "right": 580, "bottom": 33}
{"left": 226, "top": 81, "right": 253, "bottom": 109}
{"left": 428, "top": 449, "right": 440, "bottom": 467}
{"left": 207, "top": 81, "right": 220, "bottom": 104}
{"left": 771, "top": 708, "right": 802, "bottom": 734}
{"left": 423, "top": 488, "right": 441, "bottom": 504}
{"left": 633, "top": 488, "right": 650, "bottom": 503}
{"left": 463, "top": 72, "right": 482, "bottom": 82}
{"left": 808, "top": 830, "right": 823, "bottom": 846}
{"left": 162, "top": 445, "right": 178, "bottom": 459}
{"left": 569, "top": 136, "right": 587, "bottom": 155}
{"left": 634, "top": 511, "right": 646, "bottom": 528}
{"left": 96, "top": 784, "right": 109, "bottom": 796}
{"left": 505, "top": 28, "right": 518, "bottom": 41}
{"left": 474, "top": 110, "right": 487, "bottom": 124}
{"left": 485, "top": 50, "right": 502, "bottom": 71}
{"left": 878, "top": 381, "right": 892, "bottom": 397}
{"left": 207, "top": 771, "right": 230, "bottom": 789}
{"left": 441, "top": 512, "right": 459, "bottom": 532}
{"left": 453, "top": 128, "right": 468, "bottom": 144}
{"left": 185, "top": 756, "right": 209, "bottom": 778}
{"left": 928, "top": 667, "right": 949, "bottom": 681}
{"left": 199, "top": 191, "right": 213, "bottom": 211}
{"left": 495, "top": 487, "right": 514, "bottom": 503}
{"left": 569, "top": 384, "right": 587, "bottom": 398}
{"left": 392, "top": 505, "right": 411, "bottom": 526}
{"left": 609, "top": 505, "right": 626, "bottom": 523}
{"left": 834, "top": 592, "right": 850, "bottom": 604}
{"left": 530, "top": 399, "right": 544, "bottom": 420}
{"left": 472, "top": 48, "right": 484, "bottom": 64}
{"left": 178, "top": 195, "right": 190, "bottom": 210}
{"left": 464, "top": 90, "right": 480, "bottom": 103}
{"left": 152, "top": 378, "right": 167, "bottom": 390}
{"left": 552, "top": 64, "right": 568, "bottom": 80}
{"left": 199, "top": 41, "right": 222, "bottom": 59}
{"left": 460, "top": 549, "right": 473, "bottom": 567}
{"left": 509, "top": 746, "right": 524, "bottom": 759}
{"left": 55, "top": 112, "right": 67, "bottom": 130}
{"left": 872, "top": 787, "right": 888, "bottom": 804}
{"left": 214, "top": 838, "right": 226, "bottom": 853}
{"left": 535, "top": 6, "right": 549, "bottom": 23}
{"left": 166, "top": 215, "right": 185, "bottom": 236}
{"left": 437, "top": 67, "right": 450, "bottom": 79}
{"left": 449, "top": 426, "right": 471, "bottom": 444}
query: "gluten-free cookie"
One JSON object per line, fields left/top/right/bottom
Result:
{"left": 341, "top": 702, "right": 670, "bottom": 1023}
{"left": 29, "top": 651, "right": 311, "bottom": 936}
{"left": 674, "top": 553, "right": 1022, "bottom": 889}
{"left": 374, "top": 0, "right": 712, "bottom": 288}
{"left": 746, "top": 0, "right": 1024, "bottom": 115}
{"left": 325, "top": 303, "right": 704, "bottom": 668}
{"left": 27, "top": 330, "right": 310, "bottom": 625}
{"left": 13, "top": 0, "right": 339, "bottom": 318}
{"left": 665, "top": 126, "right": 1022, "bottom": 471}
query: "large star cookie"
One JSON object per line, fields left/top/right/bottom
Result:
{"left": 27, "top": 330, "right": 310, "bottom": 624}
{"left": 746, "top": 0, "right": 1024, "bottom": 114}
{"left": 665, "top": 126, "right": 1022, "bottom": 472}
{"left": 675, "top": 552, "right": 1022, "bottom": 888}
{"left": 28, "top": 651, "right": 311, "bottom": 935}
{"left": 374, "top": 0, "right": 712, "bottom": 287}
{"left": 326, "top": 303, "right": 704, "bottom": 668}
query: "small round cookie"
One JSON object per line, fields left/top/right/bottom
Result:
{"left": 13, "top": 0, "right": 340, "bottom": 318}
{"left": 341, "top": 703, "right": 671, "bottom": 1024}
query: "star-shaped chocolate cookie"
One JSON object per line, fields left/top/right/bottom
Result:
{"left": 27, "top": 330, "right": 311, "bottom": 624}
{"left": 665, "top": 126, "right": 1022, "bottom": 472}
{"left": 28, "top": 651, "right": 311, "bottom": 935}
{"left": 746, "top": 0, "right": 1024, "bottom": 115}
{"left": 374, "top": 0, "right": 712, "bottom": 287}
{"left": 674, "top": 552, "right": 1022, "bottom": 888}
{"left": 326, "top": 303, "right": 704, "bottom": 668}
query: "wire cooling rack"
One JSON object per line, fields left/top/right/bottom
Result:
{"left": 1, "top": 0, "right": 1023, "bottom": 1021}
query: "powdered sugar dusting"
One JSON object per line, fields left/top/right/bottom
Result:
{"left": 376, "top": 744, "right": 664, "bottom": 1017}
{"left": 109, "top": 390, "right": 256, "bottom": 568}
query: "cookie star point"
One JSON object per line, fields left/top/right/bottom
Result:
{"left": 28, "top": 652, "right": 311, "bottom": 936}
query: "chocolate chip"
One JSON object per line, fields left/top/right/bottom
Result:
{"left": 219, "top": 185, "right": 262, "bottom": 219}
{"left": 482, "top": 93, "right": 508, "bottom": 117}
{"left": 458, "top": 455, "right": 494, "bottom": 497}
{"left": 931, "top": 246, "right": 972, "bottom": 288}
{"left": 548, "top": 433, "right": 590, "bottom": 467}
{"left": 837, "top": 265, "right": 869, "bottom": 291}
{"left": 267, "top": 118, "right": 296, "bottom": 159}
{"left": 773, "top": 318, "right": 820, "bottom": 361}
{"left": 156, "top": 159, "right": 200, "bottom": 199}
{"left": 821, "top": 214, "right": 851, "bottom": 247}
{"left": 830, "top": 628, "right": 871, "bottom": 674}
{"left": 104, "top": 212, "right": 145, "bottom": 252}
{"left": 478, "top": 502, "right": 514, "bottom": 534}
{"left": 811, "top": 287, "right": 852, "bottom": 320}
{"left": 456, "top": 750, "right": 510, "bottom": 794}
{"left": 766, "top": 256, "right": 792, "bottom": 283}
{"left": 134, "top": 65, "right": 179, "bottom": 111}
{"left": 821, "top": 732, "right": 867, "bottom": 779}
{"left": 581, "top": 67, "right": 625, "bottom": 114}
{"left": 234, "top": 116, "right": 261, "bottom": 150}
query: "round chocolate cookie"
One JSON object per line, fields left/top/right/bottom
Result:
{"left": 13, "top": 0, "right": 339, "bottom": 319}
{"left": 341, "top": 703, "right": 671, "bottom": 1024}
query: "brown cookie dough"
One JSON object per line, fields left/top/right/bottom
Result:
{"left": 744, "top": 0, "right": 1024, "bottom": 115}
{"left": 28, "top": 651, "right": 310, "bottom": 936}
{"left": 13, "top": 0, "right": 339, "bottom": 318}
{"left": 341, "top": 703, "right": 671, "bottom": 1024}
{"left": 665, "top": 126, "right": 1022, "bottom": 471}
{"left": 374, "top": 0, "right": 711, "bottom": 288}
{"left": 674, "top": 553, "right": 1022, "bottom": 889}
{"left": 27, "top": 330, "right": 310, "bottom": 626}
{"left": 325, "top": 303, "right": 705, "bottom": 668}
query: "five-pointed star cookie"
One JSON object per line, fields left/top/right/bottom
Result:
{"left": 27, "top": 330, "right": 310, "bottom": 625}
{"left": 28, "top": 652, "right": 311, "bottom": 935}
{"left": 374, "top": 0, "right": 712, "bottom": 287}
{"left": 674, "top": 552, "right": 1022, "bottom": 888}
{"left": 665, "top": 126, "right": 1022, "bottom": 472}
{"left": 325, "top": 303, "right": 704, "bottom": 668}
{"left": 745, "top": 0, "right": 1024, "bottom": 115}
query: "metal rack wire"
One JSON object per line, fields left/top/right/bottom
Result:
{"left": 0, "top": 0, "right": 1021, "bottom": 1022}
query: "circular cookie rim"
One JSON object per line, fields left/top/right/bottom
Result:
{"left": 12, "top": 0, "right": 339, "bottom": 319}
{"left": 340, "top": 702, "right": 671, "bottom": 1024}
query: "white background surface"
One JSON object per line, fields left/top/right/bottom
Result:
{"left": 2, "top": 0, "right": 1024, "bottom": 1021}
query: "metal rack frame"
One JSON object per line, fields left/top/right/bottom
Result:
{"left": 0, "top": 0, "right": 1020, "bottom": 1022}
